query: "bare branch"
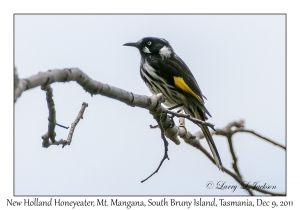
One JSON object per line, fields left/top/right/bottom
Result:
{"left": 63, "top": 102, "right": 89, "bottom": 148}
{"left": 16, "top": 69, "right": 183, "bottom": 181}
{"left": 214, "top": 120, "right": 245, "bottom": 183}
{"left": 16, "top": 69, "right": 284, "bottom": 194}
{"left": 41, "top": 85, "right": 57, "bottom": 147}
{"left": 40, "top": 83, "right": 88, "bottom": 148}
{"left": 165, "top": 109, "right": 215, "bottom": 130}
{"left": 227, "top": 135, "right": 243, "bottom": 181}
{"left": 232, "top": 129, "right": 286, "bottom": 150}
{"left": 180, "top": 125, "right": 283, "bottom": 195}
{"left": 177, "top": 116, "right": 284, "bottom": 196}
{"left": 141, "top": 114, "right": 169, "bottom": 183}
{"left": 196, "top": 120, "right": 285, "bottom": 150}
{"left": 14, "top": 68, "right": 157, "bottom": 109}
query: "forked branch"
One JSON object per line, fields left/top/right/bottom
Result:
{"left": 40, "top": 84, "right": 88, "bottom": 148}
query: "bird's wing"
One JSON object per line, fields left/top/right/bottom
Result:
{"left": 155, "top": 54, "right": 208, "bottom": 103}
{"left": 172, "top": 54, "right": 207, "bottom": 100}
{"left": 148, "top": 54, "right": 211, "bottom": 118}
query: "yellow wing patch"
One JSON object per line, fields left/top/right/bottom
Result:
{"left": 173, "top": 76, "right": 202, "bottom": 102}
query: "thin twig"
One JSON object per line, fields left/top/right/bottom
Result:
{"left": 141, "top": 114, "right": 169, "bottom": 183}
{"left": 194, "top": 139, "right": 284, "bottom": 196}
{"left": 227, "top": 135, "right": 242, "bottom": 179}
{"left": 56, "top": 123, "right": 69, "bottom": 129}
{"left": 167, "top": 103, "right": 183, "bottom": 110}
{"left": 232, "top": 129, "right": 285, "bottom": 150}
{"left": 213, "top": 120, "right": 285, "bottom": 150}
{"left": 165, "top": 109, "right": 215, "bottom": 131}
{"left": 46, "top": 119, "right": 69, "bottom": 129}
{"left": 63, "top": 102, "right": 89, "bottom": 148}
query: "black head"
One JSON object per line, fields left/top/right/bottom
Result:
{"left": 124, "top": 37, "right": 173, "bottom": 58}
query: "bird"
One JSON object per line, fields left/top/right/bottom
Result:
{"left": 123, "top": 37, "right": 223, "bottom": 171}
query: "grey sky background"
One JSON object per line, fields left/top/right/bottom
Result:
{"left": 15, "top": 15, "right": 285, "bottom": 195}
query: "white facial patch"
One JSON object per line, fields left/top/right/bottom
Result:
{"left": 142, "top": 46, "right": 151, "bottom": 53}
{"left": 159, "top": 46, "right": 171, "bottom": 59}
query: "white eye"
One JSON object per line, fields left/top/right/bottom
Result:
{"left": 147, "top": 41, "right": 151, "bottom": 45}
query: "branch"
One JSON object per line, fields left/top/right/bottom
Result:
{"left": 41, "top": 85, "right": 57, "bottom": 147}
{"left": 197, "top": 143, "right": 284, "bottom": 196}
{"left": 178, "top": 117, "right": 285, "bottom": 196}
{"left": 213, "top": 120, "right": 244, "bottom": 182}
{"left": 232, "top": 129, "right": 286, "bottom": 150}
{"left": 227, "top": 135, "right": 243, "bottom": 179}
{"left": 15, "top": 68, "right": 185, "bottom": 182}
{"left": 14, "top": 68, "right": 183, "bottom": 145}
{"left": 165, "top": 109, "right": 215, "bottom": 130}
{"left": 15, "top": 68, "right": 285, "bottom": 191}
{"left": 40, "top": 83, "right": 88, "bottom": 148}
{"left": 141, "top": 112, "right": 170, "bottom": 183}
{"left": 15, "top": 68, "right": 157, "bottom": 109}
{"left": 196, "top": 120, "right": 285, "bottom": 150}
{"left": 63, "top": 102, "right": 89, "bottom": 148}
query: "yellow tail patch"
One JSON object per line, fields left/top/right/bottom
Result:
{"left": 174, "top": 76, "right": 201, "bottom": 102}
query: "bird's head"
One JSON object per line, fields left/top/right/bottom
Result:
{"left": 124, "top": 37, "right": 173, "bottom": 59}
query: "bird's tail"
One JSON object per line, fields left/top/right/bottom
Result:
{"left": 200, "top": 124, "right": 224, "bottom": 171}
{"left": 186, "top": 104, "right": 223, "bottom": 171}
